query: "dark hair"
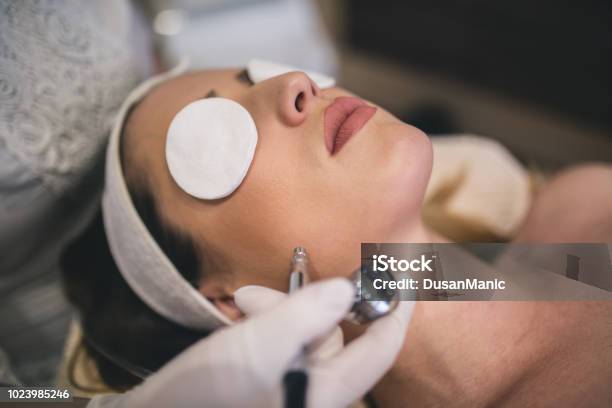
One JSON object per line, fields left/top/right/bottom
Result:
{"left": 61, "top": 111, "right": 213, "bottom": 391}
{"left": 61, "top": 200, "right": 209, "bottom": 391}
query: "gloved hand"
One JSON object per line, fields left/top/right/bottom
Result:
{"left": 235, "top": 283, "right": 414, "bottom": 407}
{"left": 87, "top": 278, "right": 414, "bottom": 408}
{"left": 235, "top": 283, "right": 346, "bottom": 365}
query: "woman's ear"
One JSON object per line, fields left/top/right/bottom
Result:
{"left": 211, "top": 296, "right": 243, "bottom": 321}
{"left": 198, "top": 284, "right": 244, "bottom": 321}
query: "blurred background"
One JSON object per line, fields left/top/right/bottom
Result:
{"left": 144, "top": 0, "right": 612, "bottom": 169}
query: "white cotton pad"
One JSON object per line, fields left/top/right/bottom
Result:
{"left": 247, "top": 59, "right": 336, "bottom": 88}
{"left": 166, "top": 98, "right": 258, "bottom": 200}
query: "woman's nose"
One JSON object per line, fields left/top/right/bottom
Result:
{"left": 276, "top": 72, "right": 319, "bottom": 126}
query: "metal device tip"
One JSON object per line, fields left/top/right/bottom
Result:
{"left": 293, "top": 247, "right": 307, "bottom": 256}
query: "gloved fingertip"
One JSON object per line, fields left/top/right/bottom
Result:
{"left": 395, "top": 301, "right": 416, "bottom": 325}
{"left": 368, "top": 300, "right": 415, "bottom": 338}
{"left": 302, "top": 278, "right": 355, "bottom": 312}
{"left": 234, "top": 285, "right": 287, "bottom": 315}
{"left": 233, "top": 285, "right": 265, "bottom": 297}
{"left": 234, "top": 286, "right": 264, "bottom": 310}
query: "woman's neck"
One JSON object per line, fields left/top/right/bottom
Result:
{"left": 363, "top": 219, "right": 454, "bottom": 407}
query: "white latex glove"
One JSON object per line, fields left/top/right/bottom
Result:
{"left": 235, "top": 284, "right": 346, "bottom": 364}
{"left": 87, "top": 278, "right": 414, "bottom": 408}
{"left": 235, "top": 284, "right": 414, "bottom": 407}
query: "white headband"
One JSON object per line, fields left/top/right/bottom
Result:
{"left": 102, "top": 61, "right": 232, "bottom": 331}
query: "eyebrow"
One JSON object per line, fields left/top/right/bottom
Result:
{"left": 204, "top": 90, "right": 218, "bottom": 98}
{"left": 235, "top": 69, "right": 253, "bottom": 85}
{"left": 201, "top": 69, "right": 253, "bottom": 99}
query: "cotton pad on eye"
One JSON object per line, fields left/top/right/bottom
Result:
{"left": 247, "top": 59, "right": 336, "bottom": 89}
{"left": 166, "top": 98, "right": 258, "bottom": 200}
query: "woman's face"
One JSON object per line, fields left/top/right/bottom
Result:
{"left": 126, "top": 68, "right": 432, "bottom": 293}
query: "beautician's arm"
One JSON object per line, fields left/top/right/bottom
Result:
{"left": 87, "top": 278, "right": 413, "bottom": 408}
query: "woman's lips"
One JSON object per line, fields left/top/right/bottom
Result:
{"left": 324, "top": 96, "right": 377, "bottom": 155}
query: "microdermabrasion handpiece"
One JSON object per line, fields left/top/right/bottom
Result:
{"left": 345, "top": 264, "right": 399, "bottom": 324}
{"left": 284, "top": 247, "right": 310, "bottom": 408}
{"left": 283, "top": 248, "right": 400, "bottom": 407}
{"left": 288, "top": 247, "right": 399, "bottom": 324}
{"left": 289, "top": 247, "right": 308, "bottom": 292}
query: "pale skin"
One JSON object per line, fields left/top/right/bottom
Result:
{"left": 123, "top": 69, "right": 612, "bottom": 406}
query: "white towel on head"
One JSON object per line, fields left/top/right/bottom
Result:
{"left": 102, "top": 60, "right": 231, "bottom": 331}
{"left": 425, "top": 135, "right": 531, "bottom": 239}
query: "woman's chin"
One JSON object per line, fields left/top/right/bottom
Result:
{"left": 379, "top": 122, "right": 432, "bottom": 195}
